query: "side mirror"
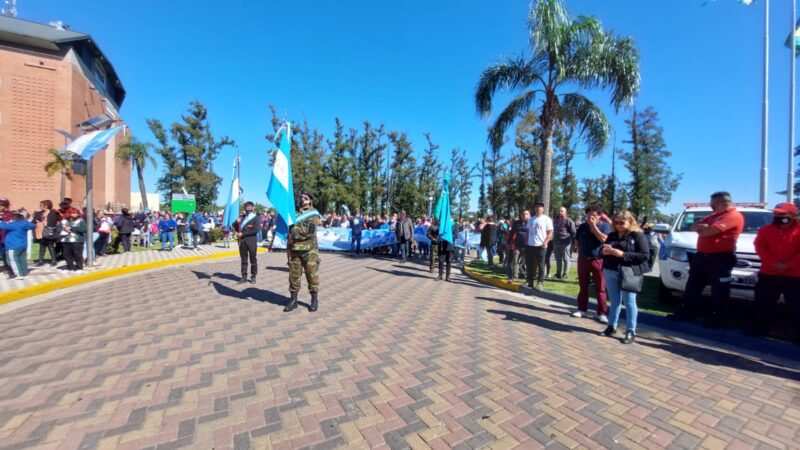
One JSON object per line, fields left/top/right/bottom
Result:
{"left": 653, "top": 223, "right": 671, "bottom": 234}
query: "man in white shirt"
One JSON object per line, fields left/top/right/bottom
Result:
{"left": 526, "top": 203, "right": 553, "bottom": 290}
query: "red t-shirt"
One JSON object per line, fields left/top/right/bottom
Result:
{"left": 755, "top": 223, "right": 800, "bottom": 277}
{"left": 696, "top": 207, "right": 744, "bottom": 254}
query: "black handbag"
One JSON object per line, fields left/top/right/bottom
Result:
{"left": 43, "top": 225, "right": 59, "bottom": 240}
{"left": 620, "top": 266, "right": 644, "bottom": 293}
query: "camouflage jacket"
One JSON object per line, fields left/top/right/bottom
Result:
{"left": 288, "top": 207, "right": 320, "bottom": 252}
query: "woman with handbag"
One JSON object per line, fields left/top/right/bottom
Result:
{"left": 600, "top": 210, "right": 651, "bottom": 344}
{"left": 36, "top": 200, "right": 61, "bottom": 266}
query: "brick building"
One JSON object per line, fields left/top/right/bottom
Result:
{"left": 0, "top": 15, "right": 130, "bottom": 212}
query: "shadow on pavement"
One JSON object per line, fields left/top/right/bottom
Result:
{"left": 209, "top": 281, "right": 291, "bottom": 308}
{"left": 265, "top": 266, "right": 290, "bottom": 272}
{"left": 367, "top": 267, "right": 432, "bottom": 279}
{"left": 487, "top": 309, "right": 596, "bottom": 335}
{"left": 392, "top": 264, "right": 432, "bottom": 273}
{"left": 476, "top": 296, "right": 570, "bottom": 316}
{"left": 637, "top": 337, "right": 800, "bottom": 382}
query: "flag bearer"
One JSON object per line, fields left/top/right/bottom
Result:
{"left": 235, "top": 201, "right": 262, "bottom": 284}
{"left": 285, "top": 192, "right": 322, "bottom": 313}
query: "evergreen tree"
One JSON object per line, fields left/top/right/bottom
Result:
{"left": 387, "top": 132, "right": 418, "bottom": 215}
{"left": 450, "top": 148, "right": 476, "bottom": 221}
{"left": 323, "top": 118, "right": 358, "bottom": 213}
{"left": 148, "top": 101, "right": 235, "bottom": 210}
{"left": 417, "top": 133, "right": 442, "bottom": 216}
{"left": 622, "top": 107, "right": 681, "bottom": 220}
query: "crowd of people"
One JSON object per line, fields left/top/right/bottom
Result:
{"left": 0, "top": 196, "right": 284, "bottom": 280}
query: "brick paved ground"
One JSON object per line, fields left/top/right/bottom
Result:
{"left": 0, "top": 253, "right": 798, "bottom": 450}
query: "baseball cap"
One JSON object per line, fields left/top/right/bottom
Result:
{"left": 773, "top": 202, "right": 798, "bottom": 216}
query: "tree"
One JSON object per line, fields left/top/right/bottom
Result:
{"left": 148, "top": 101, "right": 235, "bottom": 210}
{"left": 450, "top": 148, "right": 477, "bottom": 221}
{"left": 117, "top": 136, "right": 156, "bottom": 210}
{"left": 622, "top": 107, "right": 681, "bottom": 220}
{"left": 417, "top": 133, "right": 442, "bottom": 216}
{"left": 387, "top": 132, "right": 418, "bottom": 215}
{"left": 475, "top": 0, "right": 640, "bottom": 214}
{"left": 44, "top": 149, "right": 74, "bottom": 201}
{"left": 322, "top": 118, "right": 358, "bottom": 213}
{"left": 477, "top": 151, "right": 488, "bottom": 217}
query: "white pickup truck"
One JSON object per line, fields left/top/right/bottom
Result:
{"left": 657, "top": 203, "right": 773, "bottom": 301}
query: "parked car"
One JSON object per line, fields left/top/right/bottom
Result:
{"left": 657, "top": 203, "right": 772, "bottom": 301}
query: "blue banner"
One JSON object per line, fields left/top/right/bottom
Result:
{"left": 271, "top": 226, "right": 481, "bottom": 252}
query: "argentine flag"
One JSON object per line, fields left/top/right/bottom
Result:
{"left": 433, "top": 175, "right": 454, "bottom": 244}
{"left": 267, "top": 122, "right": 296, "bottom": 240}
{"left": 223, "top": 154, "right": 241, "bottom": 229}
{"left": 66, "top": 126, "right": 125, "bottom": 160}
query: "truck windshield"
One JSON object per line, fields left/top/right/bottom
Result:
{"left": 676, "top": 211, "right": 772, "bottom": 233}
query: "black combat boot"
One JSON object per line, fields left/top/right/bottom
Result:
{"left": 309, "top": 292, "right": 319, "bottom": 312}
{"left": 237, "top": 274, "right": 247, "bottom": 284}
{"left": 284, "top": 292, "right": 298, "bottom": 312}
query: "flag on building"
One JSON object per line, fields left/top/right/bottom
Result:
{"left": 266, "top": 122, "right": 296, "bottom": 239}
{"left": 66, "top": 126, "right": 124, "bottom": 160}
{"left": 433, "top": 175, "right": 454, "bottom": 244}
{"left": 223, "top": 153, "right": 241, "bottom": 229}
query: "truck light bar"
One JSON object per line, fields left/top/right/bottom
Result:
{"left": 683, "top": 202, "right": 766, "bottom": 208}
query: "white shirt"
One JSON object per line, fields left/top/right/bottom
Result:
{"left": 527, "top": 215, "right": 553, "bottom": 247}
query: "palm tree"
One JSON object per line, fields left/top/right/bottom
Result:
{"left": 117, "top": 136, "right": 156, "bottom": 210}
{"left": 475, "top": 0, "right": 640, "bottom": 213}
{"left": 44, "top": 148, "right": 74, "bottom": 200}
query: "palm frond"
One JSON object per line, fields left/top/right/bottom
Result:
{"left": 475, "top": 57, "right": 542, "bottom": 116}
{"left": 568, "top": 30, "right": 640, "bottom": 110}
{"left": 529, "top": 0, "right": 570, "bottom": 57}
{"left": 43, "top": 149, "right": 72, "bottom": 177}
{"left": 560, "top": 93, "right": 609, "bottom": 157}
{"left": 488, "top": 90, "right": 537, "bottom": 150}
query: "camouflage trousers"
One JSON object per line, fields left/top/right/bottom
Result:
{"left": 289, "top": 250, "right": 320, "bottom": 293}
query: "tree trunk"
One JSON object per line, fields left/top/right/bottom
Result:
{"left": 60, "top": 170, "right": 66, "bottom": 201}
{"left": 540, "top": 130, "right": 554, "bottom": 215}
{"left": 136, "top": 162, "right": 148, "bottom": 210}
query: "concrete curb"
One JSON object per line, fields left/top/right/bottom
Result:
{"left": 0, "top": 248, "right": 269, "bottom": 306}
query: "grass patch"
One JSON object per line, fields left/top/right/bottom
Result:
{"left": 467, "top": 258, "right": 676, "bottom": 316}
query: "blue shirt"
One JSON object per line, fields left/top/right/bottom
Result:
{"left": 0, "top": 220, "right": 34, "bottom": 251}
{"left": 159, "top": 219, "right": 177, "bottom": 232}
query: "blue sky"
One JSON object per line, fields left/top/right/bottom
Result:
{"left": 22, "top": 0, "right": 798, "bottom": 213}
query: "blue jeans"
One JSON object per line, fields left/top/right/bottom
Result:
{"left": 160, "top": 231, "right": 175, "bottom": 250}
{"left": 604, "top": 269, "right": 638, "bottom": 334}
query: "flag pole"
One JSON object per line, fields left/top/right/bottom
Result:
{"left": 760, "top": 0, "right": 770, "bottom": 204}
{"left": 789, "top": 0, "right": 797, "bottom": 202}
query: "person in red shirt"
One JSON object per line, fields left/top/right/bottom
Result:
{"left": 752, "top": 202, "right": 800, "bottom": 337}
{"left": 674, "top": 192, "right": 745, "bottom": 327}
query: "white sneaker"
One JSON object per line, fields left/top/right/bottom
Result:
{"left": 571, "top": 310, "right": 584, "bottom": 318}
{"left": 597, "top": 314, "right": 609, "bottom": 324}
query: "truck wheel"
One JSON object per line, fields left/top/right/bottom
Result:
{"left": 658, "top": 280, "right": 676, "bottom": 304}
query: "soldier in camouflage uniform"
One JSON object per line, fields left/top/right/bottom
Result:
{"left": 285, "top": 192, "right": 321, "bottom": 313}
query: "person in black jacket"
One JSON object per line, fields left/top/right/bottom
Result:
{"left": 599, "top": 210, "right": 651, "bottom": 344}
{"left": 112, "top": 209, "right": 135, "bottom": 253}
{"left": 480, "top": 216, "right": 498, "bottom": 267}
{"left": 235, "top": 201, "right": 262, "bottom": 284}
{"left": 36, "top": 200, "right": 61, "bottom": 266}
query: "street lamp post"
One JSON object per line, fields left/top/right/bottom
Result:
{"left": 761, "top": 0, "right": 770, "bottom": 204}
{"left": 427, "top": 195, "right": 434, "bottom": 218}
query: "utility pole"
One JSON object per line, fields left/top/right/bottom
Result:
{"left": 85, "top": 157, "right": 95, "bottom": 266}
{"left": 609, "top": 128, "right": 617, "bottom": 215}
{"left": 760, "top": 0, "right": 770, "bottom": 204}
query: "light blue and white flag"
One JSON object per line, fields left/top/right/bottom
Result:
{"left": 223, "top": 153, "right": 241, "bottom": 229}
{"left": 434, "top": 175, "right": 454, "bottom": 244}
{"left": 66, "top": 126, "right": 125, "bottom": 160}
{"left": 266, "top": 122, "right": 296, "bottom": 239}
